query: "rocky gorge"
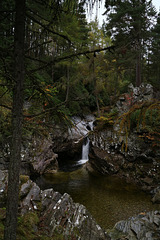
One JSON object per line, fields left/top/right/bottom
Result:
{"left": 88, "top": 83, "right": 160, "bottom": 195}
{"left": 1, "top": 170, "right": 160, "bottom": 240}
{"left": 0, "top": 83, "right": 160, "bottom": 239}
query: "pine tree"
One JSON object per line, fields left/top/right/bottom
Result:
{"left": 4, "top": 0, "right": 25, "bottom": 239}
{"left": 148, "top": 12, "right": 160, "bottom": 89}
{"left": 104, "top": 0, "right": 156, "bottom": 86}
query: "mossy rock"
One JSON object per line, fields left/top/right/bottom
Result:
{"left": 0, "top": 208, "right": 5, "bottom": 240}
{"left": 17, "top": 212, "right": 39, "bottom": 240}
{"left": 20, "top": 175, "right": 29, "bottom": 185}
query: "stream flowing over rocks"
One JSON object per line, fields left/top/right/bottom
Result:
{"left": 1, "top": 83, "right": 160, "bottom": 239}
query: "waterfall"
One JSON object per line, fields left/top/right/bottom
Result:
{"left": 76, "top": 137, "right": 89, "bottom": 166}
{"left": 81, "top": 138, "right": 89, "bottom": 160}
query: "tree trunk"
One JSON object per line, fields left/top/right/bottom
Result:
{"left": 92, "top": 55, "right": 100, "bottom": 117}
{"left": 136, "top": 50, "right": 141, "bottom": 87}
{"left": 95, "top": 95, "right": 100, "bottom": 117}
{"left": 65, "top": 65, "right": 70, "bottom": 103}
{"left": 4, "top": 0, "right": 25, "bottom": 239}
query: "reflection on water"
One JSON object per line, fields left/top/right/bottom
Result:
{"left": 35, "top": 168, "right": 160, "bottom": 230}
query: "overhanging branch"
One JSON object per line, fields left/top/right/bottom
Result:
{"left": 28, "top": 45, "right": 115, "bottom": 73}
{"left": 26, "top": 13, "right": 71, "bottom": 43}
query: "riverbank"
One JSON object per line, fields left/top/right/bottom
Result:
{"left": 1, "top": 169, "right": 160, "bottom": 240}
{"left": 33, "top": 167, "right": 160, "bottom": 230}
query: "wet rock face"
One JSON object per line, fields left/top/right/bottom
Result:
{"left": 88, "top": 84, "right": 160, "bottom": 190}
{"left": 88, "top": 127, "right": 160, "bottom": 190}
{"left": 21, "top": 137, "right": 58, "bottom": 175}
{"left": 151, "top": 188, "right": 160, "bottom": 204}
{"left": 109, "top": 211, "right": 160, "bottom": 240}
{"left": 41, "top": 189, "right": 109, "bottom": 240}
{"left": 89, "top": 145, "right": 123, "bottom": 175}
{"left": 0, "top": 137, "right": 59, "bottom": 176}
{"left": 52, "top": 115, "right": 95, "bottom": 155}
{"left": 0, "top": 115, "right": 95, "bottom": 175}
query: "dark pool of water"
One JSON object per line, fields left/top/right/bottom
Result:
{"left": 35, "top": 167, "right": 160, "bottom": 230}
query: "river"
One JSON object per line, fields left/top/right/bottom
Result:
{"left": 34, "top": 164, "right": 160, "bottom": 230}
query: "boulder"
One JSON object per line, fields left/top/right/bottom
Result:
{"left": 20, "top": 180, "right": 41, "bottom": 215}
{"left": 40, "top": 189, "right": 109, "bottom": 239}
{"left": 21, "top": 137, "right": 58, "bottom": 175}
{"left": 152, "top": 190, "right": 160, "bottom": 204}
{"left": 52, "top": 115, "right": 95, "bottom": 159}
{"left": 116, "top": 83, "right": 154, "bottom": 114}
{"left": 109, "top": 211, "right": 160, "bottom": 240}
{"left": 0, "top": 170, "right": 8, "bottom": 207}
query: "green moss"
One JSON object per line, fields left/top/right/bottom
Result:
{"left": 0, "top": 208, "right": 5, "bottom": 239}
{"left": 72, "top": 226, "right": 80, "bottom": 236}
{"left": 52, "top": 233, "right": 65, "bottom": 240}
{"left": 20, "top": 175, "right": 29, "bottom": 185}
{"left": 0, "top": 208, "right": 67, "bottom": 240}
{"left": 107, "top": 228, "right": 127, "bottom": 240}
{"left": 17, "top": 212, "right": 39, "bottom": 240}
{"left": 0, "top": 222, "right": 4, "bottom": 240}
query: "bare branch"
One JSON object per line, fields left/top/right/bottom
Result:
{"left": 28, "top": 45, "right": 115, "bottom": 73}
{"left": 26, "top": 13, "right": 71, "bottom": 43}
{"left": 25, "top": 40, "right": 52, "bottom": 53}
{"left": 25, "top": 55, "right": 47, "bottom": 64}
{"left": 0, "top": 104, "right": 12, "bottom": 110}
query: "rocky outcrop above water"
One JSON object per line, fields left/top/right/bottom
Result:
{"left": 88, "top": 83, "right": 160, "bottom": 191}
{"left": 40, "top": 189, "right": 109, "bottom": 239}
{"left": 21, "top": 137, "right": 59, "bottom": 175}
{"left": 88, "top": 128, "right": 160, "bottom": 191}
{"left": 0, "top": 136, "right": 59, "bottom": 176}
{"left": 109, "top": 211, "right": 160, "bottom": 240}
{"left": 1, "top": 170, "right": 160, "bottom": 240}
{"left": 0, "top": 115, "right": 95, "bottom": 175}
{"left": 0, "top": 170, "right": 109, "bottom": 239}
{"left": 51, "top": 115, "right": 95, "bottom": 159}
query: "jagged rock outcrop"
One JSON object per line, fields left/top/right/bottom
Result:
{"left": 88, "top": 127, "right": 160, "bottom": 191}
{"left": 108, "top": 211, "right": 160, "bottom": 240}
{"left": 87, "top": 83, "right": 160, "bottom": 191}
{"left": 40, "top": 189, "right": 109, "bottom": 240}
{"left": 0, "top": 115, "right": 95, "bottom": 175}
{"left": 52, "top": 115, "right": 95, "bottom": 160}
{"left": 21, "top": 137, "right": 58, "bottom": 175}
{"left": 116, "top": 83, "right": 154, "bottom": 114}
{"left": 0, "top": 136, "right": 59, "bottom": 176}
{"left": 1, "top": 170, "right": 160, "bottom": 240}
{"left": 0, "top": 170, "right": 109, "bottom": 239}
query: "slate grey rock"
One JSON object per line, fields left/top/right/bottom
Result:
{"left": 109, "top": 211, "right": 160, "bottom": 240}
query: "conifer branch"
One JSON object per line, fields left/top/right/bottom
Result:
{"left": 26, "top": 13, "right": 71, "bottom": 43}
{"left": 28, "top": 45, "right": 115, "bottom": 73}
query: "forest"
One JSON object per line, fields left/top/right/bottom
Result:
{"left": 0, "top": 0, "right": 160, "bottom": 239}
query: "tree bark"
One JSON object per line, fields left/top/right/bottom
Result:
{"left": 4, "top": 0, "right": 25, "bottom": 239}
{"left": 65, "top": 65, "right": 70, "bottom": 103}
{"left": 136, "top": 50, "right": 141, "bottom": 87}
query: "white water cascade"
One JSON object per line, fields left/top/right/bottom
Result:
{"left": 76, "top": 137, "right": 90, "bottom": 166}
{"left": 72, "top": 118, "right": 94, "bottom": 167}
{"left": 81, "top": 138, "right": 90, "bottom": 161}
